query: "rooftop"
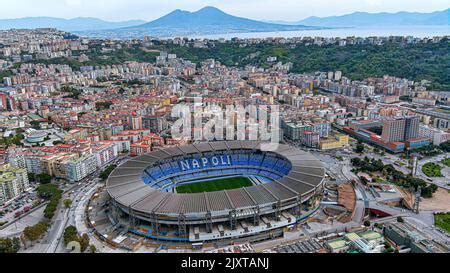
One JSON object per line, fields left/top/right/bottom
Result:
{"left": 327, "top": 239, "right": 347, "bottom": 250}
{"left": 345, "top": 232, "right": 362, "bottom": 242}
{"left": 0, "top": 172, "right": 17, "bottom": 183}
{"left": 360, "top": 231, "right": 383, "bottom": 241}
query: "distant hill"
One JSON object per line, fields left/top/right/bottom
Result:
{"left": 103, "top": 6, "right": 318, "bottom": 38}
{"left": 1, "top": 7, "right": 444, "bottom": 38}
{"left": 295, "top": 9, "right": 449, "bottom": 27}
{"left": 0, "top": 17, "right": 146, "bottom": 32}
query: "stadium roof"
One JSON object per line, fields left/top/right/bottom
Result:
{"left": 106, "top": 141, "right": 324, "bottom": 215}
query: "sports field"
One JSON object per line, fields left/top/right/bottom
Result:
{"left": 176, "top": 177, "right": 253, "bottom": 194}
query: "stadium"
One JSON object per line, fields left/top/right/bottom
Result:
{"left": 106, "top": 141, "right": 325, "bottom": 243}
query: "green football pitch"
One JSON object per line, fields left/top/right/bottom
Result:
{"left": 176, "top": 177, "right": 253, "bottom": 194}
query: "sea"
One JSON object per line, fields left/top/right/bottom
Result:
{"left": 186, "top": 25, "right": 449, "bottom": 39}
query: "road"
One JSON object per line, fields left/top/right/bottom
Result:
{"left": 49, "top": 183, "right": 91, "bottom": 253}
{"left": 47, "top": 155, "right": 131, "bottom": 253}
{"left": 11, "top": 155, "right": 131, "bottom": 252}
{"left": 21, "top": 177, "right": 101, "bottom": 253}
{"left": 51, "top": 179, "right": 102, "bottom": 253}
{"left": 415, "top": 153, "right": 450, "bottom": 190}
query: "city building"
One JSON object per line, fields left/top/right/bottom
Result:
{"left": 65, "top": 154, "right": 97, "bottom": 182}
{"left": 384, "top": 221, "right": 449, "bottom": 253}
{"left": 381, "top": 118, "right": 406, "bottom": 143}
{"left": 0, "top": 164, "right": 30, "bottom": 205}
{"left": 319, "top": 134, "right": 349, "bottom": 150}
{"left": 283, "top": 122, "right": 312, "bottom": 141}
{"left": 302, "top": 131, "right": 320, "bottom": 148}
{"left": 92, "top": 141, "right": 119, "bottom": 167}
{"left": 326, "top": 231, "right": 385, "bottom": 253}
{"left": 419, "top": 125, "right": 450, "bottom": 145}
{"left": 404, "top": 116, "right": 420, "bottom": 141}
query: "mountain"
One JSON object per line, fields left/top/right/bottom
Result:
{"left": 95, "top": 6, "right": 319, "bottom": 38}
{"left": 0, "top": 17, "right": 146, "bottom": 32}
{"left": 295, "top": 9, "right": 449, "bottom": 27}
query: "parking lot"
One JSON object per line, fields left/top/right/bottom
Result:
{"left": 1, "top": 190, "right": 42, "bottom": 225}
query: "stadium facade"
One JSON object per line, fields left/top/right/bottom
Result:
{"left": 106, "top": 141, "right": 325, "bottom": 243}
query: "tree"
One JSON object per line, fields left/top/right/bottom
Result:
{"left": 37, "top": 184, "right": 62, "bottom": 219}
{"left": 63, "top": 226, "right": 78, "bottom": 246}
{"left": 0, "top": 237, "right": 21, "bottom": 253}
{"left": 100, "top": 164, "right": 118, "bottom": 180}
{"left": 374, "top": 223, "right": 384, "bottom": 229}
{"left": 15, "top": 128, "right": 25, "bottom": 134}
{"left": 385, "top": 247, "right": 394, "bottom": 253}
{"left": 28, "top": 173, "right": 36, "bottom": 182}
{"left": 23, "top": 222, "right": 49, "bottom": 242}
{"left": 79, "top": 234, "right": 90, "bottom": 253}
{"left": 440, "top": 141, "right": 450, "bottom": 152}
{"left": 36, "top": 183, "right": 60, "bottom": 199}
{"left": 36, "top": 173, "right": 52, "bottom": 184}
{"left": 355, "top": 144, "right": 365, "bottom": 154}
{"left": 61, "top": 85, "right": 82, "bottom": 99}
{"left": 89, "top": 244, "right": 97, "bottom": 253}
{"left": 12, "top": 237, "right": 21, "bottom": 253}
{"left": 64, "top": 199, "right": 73, "bottom": 208}
{"left": 30, "top": 121, "right": 41, "bottom": 129}
{"left": 351, "top": 157, "right": 362, "bottom": 167}
{"left": 95, "top": 101, "right": 113, "bottom": 111}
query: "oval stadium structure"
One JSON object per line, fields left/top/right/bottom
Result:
{"left": 106, "top": 141, "right": 325, "bottom": 243}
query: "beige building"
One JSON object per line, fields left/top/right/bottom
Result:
{"left": 320, "top": 134, "right": 349, "bottom": 150}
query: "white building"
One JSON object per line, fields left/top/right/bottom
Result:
{"left": 66, "top": 154, "right": 97, "bottom": 182}
{"left": 419, "top": 125, "right": 450, "bottom": 145}
{"left": 92, "top": 141, "right": 119, "bottom": 167}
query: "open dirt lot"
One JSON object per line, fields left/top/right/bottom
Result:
{"left": 420, "top": 188, "right": 450, "bottom": 211}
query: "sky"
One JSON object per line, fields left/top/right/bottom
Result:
{"left": 0, "top": 0, "right": 448, "bottom": 22}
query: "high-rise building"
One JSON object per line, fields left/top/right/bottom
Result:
{"left": 404, "top": 116, "right": 420, "bottom": 141}
{"left": 0, "top": 164, "right": 30, "bottom": 205}
{"left": 66, "top": 154, "right": 97, "bottom": 182}
{"left": 302, "top": 131, "right": 320, "bottom": 148}
{"left": 334, "top": 71, "right": 342, "bottom": 81}
{"left": 0, "top": 93, "right": 8, "bottom": 110}
{"left": 283, "top": 123, "right": 312, "bottom": 141}
{"left": 131, "top": 115, "right": 143, "bottom": 130}
{"left": 381, "top": 117, "right": 420, "bottom": 143}
{"left": 3, "top": 77, "right": 12, "bottom": 86}
{"left": 381, "top": 118, "right": 406, "bottom": 143}
{"left": 143, "top": 115, "right": 168, "bottom": 134}
{"left": 313, "top": 122, "right": 331, "bottom": 138}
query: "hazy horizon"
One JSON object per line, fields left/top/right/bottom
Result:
{"left": 0, "top": 0, "right": 448, "bottom": 22}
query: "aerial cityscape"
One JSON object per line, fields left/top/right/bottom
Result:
{"left": 0, "top": 0, "right": 449, "bottom": 260}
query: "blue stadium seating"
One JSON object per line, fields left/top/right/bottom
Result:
{"left": 142, "top": 150, "right": 292, "bottom": 191}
